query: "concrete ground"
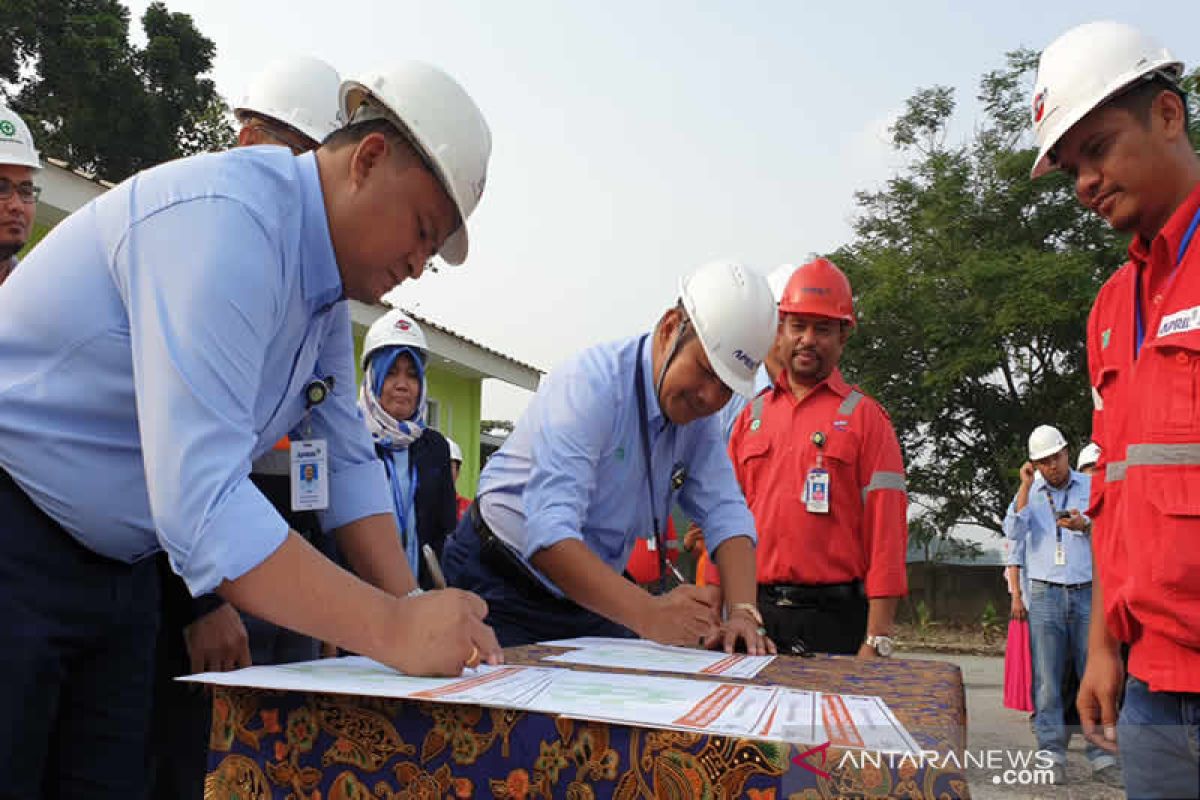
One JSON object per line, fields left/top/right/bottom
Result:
{"left": 903, "top": 653, "right": 1125, "bottom": 800}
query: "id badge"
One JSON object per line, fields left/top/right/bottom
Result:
{"left": 646, "top": 534, "right": 657, "bottom": 552}
{"left": 290, "top": 439, "right": 329, "bottom": 511}
{"left": 1054, "top": 542, "right": 1066, "bottom": 567}
{"left": 804, "top": 468, "right": 830, "bottom": 514}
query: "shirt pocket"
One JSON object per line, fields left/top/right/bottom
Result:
{"left": 1142, "top": 331, "right": 1200, "bottom": 437}
{"left": 1140, "top": 465, "right": 1200, "bottom": 644}
{"left": 735, "top": 433, "right": 775, "bottom": 500}
{"left": 822, "top": 432, "right": 861, "bottom": 509}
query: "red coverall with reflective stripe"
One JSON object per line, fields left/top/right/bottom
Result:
{"left": 728, "top": 368, "right": 908, "bottom": 598}
{"left": 1087, "top": 181, "right": 1200, "bottom": 693}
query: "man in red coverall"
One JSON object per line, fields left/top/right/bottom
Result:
{"left": 1031, "top": 21, "right": 1200, "bottom": 799}
{"left": 728, "top": 258, "right": 908, "bottom": 658}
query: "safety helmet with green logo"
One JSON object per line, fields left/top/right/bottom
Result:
{"left": 0, "top": 106, "right": 40, "bottom": 170}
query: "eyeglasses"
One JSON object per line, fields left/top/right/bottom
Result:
{"left": 0, "top": 178, "right": 41, "bottom": 205}
{"left": 247, "top": 122, "right": 318, "bottom": 156}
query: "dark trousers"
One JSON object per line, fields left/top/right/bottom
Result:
{"left": 758, "top": 582, "right": 868, "bottom": 655}
{"left": 0, "top": 468, "right": 160, "bottom": 800}
{"left": 149, "top": 472, "right": 321, "bottom": 800}
{"left": 442, "top": 510, "right": 635, "bottom": 647}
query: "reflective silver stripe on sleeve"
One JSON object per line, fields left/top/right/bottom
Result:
{"left": 1105, "top": 460, "right": 1126, "bottom": 483}
{"left": 1126, "top": 443, "right": 1200, "bottom": 468}
{"left": 861, "top": 471, "right": 907, "bottom": 503}
{"left": 751, "top": 394, "right": 765, "bottom": 426}
{"left": 838, "top": 390, "right": 864, "bottom": 416}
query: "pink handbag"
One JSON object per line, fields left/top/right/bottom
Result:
{"left": 1003, "top": 618, "right": 1034, "bottom": 712}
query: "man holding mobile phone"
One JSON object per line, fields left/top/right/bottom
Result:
{"left": 1003, "top": 424, "right": 1113, "bottom": 786}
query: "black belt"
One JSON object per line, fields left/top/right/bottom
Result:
{"left": 759, "top": 580, "right": 865, "bottom": 607}
{"left": 1032, "top": 579, "right": 1092, "bottom": 591}
{"left": 468, "top": 502, "right": 580, "bottom": 611}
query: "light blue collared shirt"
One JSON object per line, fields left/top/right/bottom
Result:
{"left": 715, "top": 363, "right": 774, "bottom": 441}
{"left": 1003, "top": 470, "right": 1093, "bottom": 585}
{"left": 478, "top": 334, "right": 757, "bottom": 595}
{"left": 0, "top": 147, "right": 393, "bottom": 595}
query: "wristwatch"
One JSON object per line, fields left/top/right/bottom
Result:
{"left": 864, "top": 634, "right": 895, "bottom": 657}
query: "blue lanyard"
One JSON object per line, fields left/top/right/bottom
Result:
{"left": 382, "top": 447, "right": 420, "bottom": 572}
{"left": 1135, "top": 206, "right": 1200, "bottom": 357}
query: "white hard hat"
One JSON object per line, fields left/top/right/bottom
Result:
{"left": 766, "top": 264, "right": 795, "bottom": 303}
{"left": 0, "top": 106, "right": 40, "bottom": 170}
{"left": 362, "top": 308, "right": 427, "bottom": 368}
{"left": 1028, "top": 424, "right": 1068, "bottom": 461}
{"left": 1077, "top": 442, "right": 1101, "bottom": 470}
{"left": 235, "top": 56, "right": 342, "bottom": 144}
{"left": 678, "top": 260, "right": 777, "bottom": 399}
{"left": 340, "top": 62, "right": 491, "bottom": 266}
{"left": 447, "top": 438, "right": 463, "bottom": 463}
{"left": 1031, "top": 21, "right": 1182, "bottom": 178}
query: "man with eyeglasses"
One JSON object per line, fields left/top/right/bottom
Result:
{"left": 0, "top": 105, "right": 41, "bottom": 287}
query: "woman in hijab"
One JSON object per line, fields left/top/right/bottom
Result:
{"left": 359, "top": 308, "right": 457, "bottom": 588}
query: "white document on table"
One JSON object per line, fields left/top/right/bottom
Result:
{"left": 181, "top": 656, "right": 917, "bottom": 751}
{"left": 526, "top": 668, "right": 783, "bottom": 737}
{"left": 540, "top": 637, "right": 775, "bottom": 679}
{"left": 180, "top": 656, "right": 556, "bottom": 705}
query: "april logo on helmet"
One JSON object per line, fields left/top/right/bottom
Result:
{"left": 394, "top": 319, "right": 411, "bottom": 331}
{"left": 1033, "top": 89, "right": 1048, "bottom": 123}
{"left": 732, "top": 349, "right": 760, "bottom": 372}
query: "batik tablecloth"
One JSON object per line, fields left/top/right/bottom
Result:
{"left": 204, "top": 646, "right": 969, "bottom": 799}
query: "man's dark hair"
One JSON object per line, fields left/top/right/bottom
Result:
{"left": 1108, "top": 73, "right": 1189, "bottom": 127}
{"left": 322, "top": 118, "right": 407, "bottom": 150}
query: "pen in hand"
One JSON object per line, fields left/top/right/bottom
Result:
{"left": 422, "top": 543, "right": 448, "bottom": 590}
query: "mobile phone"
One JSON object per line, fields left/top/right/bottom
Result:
{"left": 1055, "top": 510, "right": 1071, "bottom": 520}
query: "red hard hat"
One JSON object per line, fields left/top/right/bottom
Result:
{"left": 778, "top": 258, "right": 855, "bottom": 327}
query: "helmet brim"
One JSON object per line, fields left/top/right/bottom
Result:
{"left": 1029, "top": 443, "right": 1067, "bottom": 461}
{"left": 1031, "top": 60, "right": 1184, "bottom": 179}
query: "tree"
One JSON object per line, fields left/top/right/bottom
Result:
{"left": 830, "top": 49, "right": 1190, "bottom": 538}
{"left": 0, "top": 0, "right": 234, "bottom": 182}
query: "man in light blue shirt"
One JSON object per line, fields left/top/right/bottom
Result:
{"left": 1003, "top": 424, "right": 1114, "bottom": 782}
{"left": 0, "top": 61, "right": 500, "bottom": 797}
{"left": 444, "top": 261, "right": 779, "bottom": 652}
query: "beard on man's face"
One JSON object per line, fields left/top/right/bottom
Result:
{"left": 0, "top": 241, "right": 23, "bottom": 262}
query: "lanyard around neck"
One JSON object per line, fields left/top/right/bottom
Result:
{"left": 634, "top": 335, "right": 675, "bottom": 591}
{"left": 1135, "top": 205, "right": 1200, "bottom": 357}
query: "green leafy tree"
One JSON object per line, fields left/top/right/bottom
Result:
{"left": 832, "top": 49, "right": 1147, "bottom": 538}
{"left": 0, "top": 0, "right": 234, "bottom": 182}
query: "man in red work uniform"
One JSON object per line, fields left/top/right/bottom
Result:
{"left": 1030, "top": 21, "right": 1200, "bottom": 799}
{"left": 729, "top": 258, "right": 908, "bottom": 657}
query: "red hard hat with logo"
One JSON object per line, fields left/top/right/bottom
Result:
{"left": 778, "top": 258, "right": 856, "bottom": 327}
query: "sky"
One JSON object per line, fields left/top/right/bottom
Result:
{"left": 123, "top": 0, "right": 1200, "bottom": 422}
